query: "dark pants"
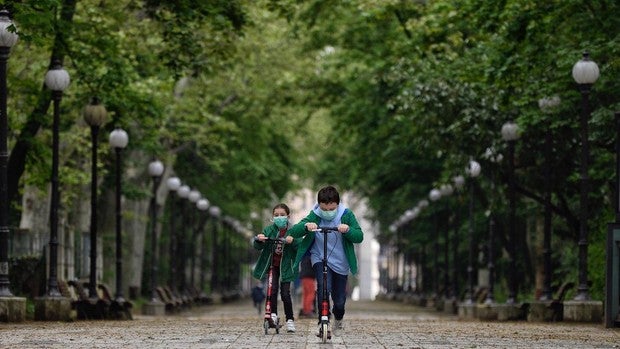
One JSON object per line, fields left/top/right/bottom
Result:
{"left": 313, "top": 262, "right": 348, "bottom": 321}
{"left": 268, "top": 267, "right": 294, "bottom": 321}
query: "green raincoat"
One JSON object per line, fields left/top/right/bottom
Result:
{"left": 287, "top": 209, "right": 363, "bottom": 275}
{"left": 252, "top": 223, "right": 299, "bottom": 282}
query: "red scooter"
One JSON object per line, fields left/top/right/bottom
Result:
{"left": 312, "top": 226, "right": 338, "bottom": 343}
{"left": 255, "top": 236, "right": 285, "bottom": 335}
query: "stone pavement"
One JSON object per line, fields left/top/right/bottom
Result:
{"left": 0, "top": 298, "right": 619, "bottom": 348}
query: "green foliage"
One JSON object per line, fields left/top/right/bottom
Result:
{"left": 4, "top": 0, "right": 620, "bottom": 302}
{"left": 265, "top": 0, "right": 620, "bottom": 300}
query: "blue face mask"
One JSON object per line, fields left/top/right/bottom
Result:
{"left": 319, "top": 208, "right": 337, "bottom": 221}
{"left": 273, "top": 216, "right": 288, "bottom": 228}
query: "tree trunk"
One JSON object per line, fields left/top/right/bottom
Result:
{"left": 7, "top": 0, "right": 77, "bottom": 208}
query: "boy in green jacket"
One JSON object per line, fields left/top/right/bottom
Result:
{"left": 252, "top": 203, "right": 299, "bottom": 332}
{"left": 288, "top": 186, "right": 364, "bottom": 336}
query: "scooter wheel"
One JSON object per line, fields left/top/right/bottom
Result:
{"left": 264, "top": 320, "right": 269, "bottom": 335}
{"left": 321, "top": 323, "right": 329, "bottom": 343}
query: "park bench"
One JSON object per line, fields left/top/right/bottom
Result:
{"left": 162, "top": 285, "right": 185, "bottom": 308}
{"left": 98, "top": 283, "right": 133, "bottom": 320}
{"left": 548, "top": 281, "right": 575, "bottom": 321}
{"left": 58, "top": 280, "right": 80, "bottom": 319}
{"left": 155, "top": 286, "right": 178, "bottom": 313}
{"left": 188, "top": 285, "right": 213, "bottom": 304}
{"left": 65, "top": 280, "right": 110, "bottom": 320}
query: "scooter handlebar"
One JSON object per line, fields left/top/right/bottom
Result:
{"left": 254, "top": 236, "right": 286, "bottom": 243}
{"left": 311, "top": 226, "right": 339, "bottom": 232}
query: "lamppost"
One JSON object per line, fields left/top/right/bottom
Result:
{"left": 176, "top": 184, "right": 190, "bottom": 293}
{"left": 429, "top": 188, "right": 442, "bottom": 303}
{"left": 538, "top": 96, "right": 561, "bottom": 301}
{"left": 209, "top": 205, "right": 221, "bottom": 293}
{"left": 483, "top": 147, "right": 502, "bottom": 305}
{"left": 466, "top": 159, "right": 481, "bottom": 304}
{"left": 502, "top": 120, "right": 520, "bottom": 304}
{"left": 188, "top": 189, "right": 201, "bottom": 287}
{"left": 44, "top": 60, "right": 70, "bottom": 297}
{"left": 196, "top": 198, "right": 210, "bottom": 294}
{"left": 166, "top": 177, "right": 181, "bottom": 292}
{"left": 165, "top": 176, "right": 181, "bottom": 293}
{"left": 452, "top": 175, "right": 465, "bottom": 302}
{"left": 109, "top": 127, "right": 128, "bottom": 305}
{"left": 607, "top": 112, "right": 620, "bottom": 327}
{"left": 439, "top": 183, "right": 453, "bottom": 301}
{"left": 147, "top": 159, "right": 164, "bottom": 304}
{"left": 572, "top": 52, "right": 599, "bottom": 301}
{"left": 0, "top": 9, "right": 18, "bottom": 298}
{"left": 83, "top": 98, "right": 107, "bottom": 301}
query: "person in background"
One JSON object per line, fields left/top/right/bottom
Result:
{"left": 299, "top": 254, "right": 316, "bottom": 318}
{"left": 251, "top": 281, "right": 266, "bottom": 315}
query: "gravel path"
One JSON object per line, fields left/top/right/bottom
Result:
{"left": 1, "top": 298, "right": 619, "bottom": 348}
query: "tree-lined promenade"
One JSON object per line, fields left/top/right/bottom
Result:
{"left": 0, "top": 0, "right": 619, "bottom": 326}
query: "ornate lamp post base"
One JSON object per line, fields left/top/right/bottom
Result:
{"left": 477, "top": 302, "right": 523, "bottom": 321}
{"left": 142, "top": 299, "right": 166, "bottom": 316}
{"left": 563, "top": 300, "right": 603, "bottom": 323}
{"left": 34, "top": 295, "right": 71, "bottom": 321}
{"left": 0, "top": 296, "right": 26, "bottom": 322}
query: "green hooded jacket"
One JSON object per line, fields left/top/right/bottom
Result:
{"left": 287, "top": 209, "right": 363, "bottom": 275}
{"left": 252, "top": 223, "right": 299, "bottom": 282}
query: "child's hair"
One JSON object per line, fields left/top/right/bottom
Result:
{"left": 317, "top": 185, "right": 340, "bottom": 204}
{"left": 272, "top": 203, "right": 290, "bottom": 215}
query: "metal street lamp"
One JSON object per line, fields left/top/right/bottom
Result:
{"left": 196, "top": 198, "right": 210, "bottom": 293}
{"left": 439, "top": 184, "right": 453, "bottom": 300}
{"left": 176, "top": 184, "right": 190, "bottom": 292}
{"left": 44, "top": 59, "right": 70, "bottom": 297}
{"left": 188, "top": 189, "right": 201, "bottom": 287}
{"left": 0, "top": 9, "right": 17, "bottom": 298}
{"left": 209, "top": 205, "right": 221, "bottom": 292}
{"left": 501, "top": 120, "right": 520, "bottom": 304}
{"left": 465, "top": 159, "right": 481, "bottom": 304}
{"left": 429, "top": 188, "right": 442, "bottom": 302}
{"left": 109, "top": 127, "right": 128, "bottom": 304}
{"left": 538, "top": 96, "right": 561, "bottom": 301}
{"left": 452, "top": 175, "right": 465, "bottom": 302}
{"left": 165, "top": 176, "right": 181, "bottom": 292}
{"left": 83, "top": 97, "right": 107, "bottom": 301}
{"left": 483, "top": 148, "right": 502, "bottom": 305}
{"left": 147, "top": 159, "right": 164, "bottom": 303}
{"left": 572, "top": 52, "right": 599, "bottom": 301}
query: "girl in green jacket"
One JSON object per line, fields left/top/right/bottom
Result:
{"left": 252, "top": 203, "right": 299, "bottom": 332}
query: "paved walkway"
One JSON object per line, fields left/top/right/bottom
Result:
{"left": 1, "top": 298, "right": 619, "bottom": 348}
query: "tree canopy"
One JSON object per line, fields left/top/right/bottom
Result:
{"left": 4, "top": 0, "right": 620, "bottom": 300}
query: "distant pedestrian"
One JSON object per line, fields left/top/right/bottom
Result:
{"left": 299, "top": 254, "right": 316, "bottom": 317}
{"left": 251, "top": 282, "right": 265, "bottom": 315}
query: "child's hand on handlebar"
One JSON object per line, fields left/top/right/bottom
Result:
{"left": 256, "top": 234, "right": 267, "bottom": 242}
{"left": 305, "top": 222, "right": 318, "bottom": 231}
{"left": 338, "top": 224, "right": 349, "bottom": 233}
{"left": 285, "top": 236, "right": 293, "bottom": 244}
